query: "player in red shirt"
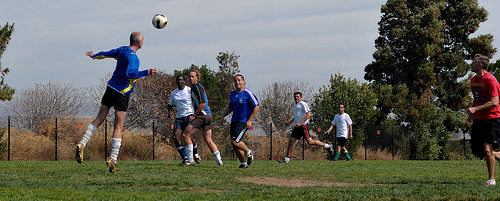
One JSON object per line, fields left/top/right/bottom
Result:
{"left": 467, "top": 54, "right": 500, "bottom": 186}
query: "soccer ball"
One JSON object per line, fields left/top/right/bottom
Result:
{"left": 152, "top": 13, "right": 168, "bottom": 29}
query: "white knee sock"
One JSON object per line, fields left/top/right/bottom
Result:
{"left": 110, "top": 138, "right": 122, "bottom": 162}
{"left": 79, "top": 124, "right": 97, "bottom": 147}
{"left": 185, "top": 144, "right": 194, "bottom": 162}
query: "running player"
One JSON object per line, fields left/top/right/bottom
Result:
{"left": 182, "top": 70, "right": 223, "bottom": 166}
{"left": 219, "top": 74, "right": 259, "bottom": 168}
{"left": 277, "top": 92, "right": 334, "bottom": 163}
{"left": 168, "top": 74, "right": 201, "bottom": 164}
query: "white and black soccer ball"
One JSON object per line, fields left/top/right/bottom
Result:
{"left": 152, "top": 13, "right": 168, "bottom": 29}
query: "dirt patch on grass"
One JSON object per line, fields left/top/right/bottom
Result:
{"left": 237, "top": 177, "right": 370, "bottom": 188}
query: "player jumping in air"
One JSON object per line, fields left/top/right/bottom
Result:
{"left": 76, "top": 31, "right": 157, "bottom": 173}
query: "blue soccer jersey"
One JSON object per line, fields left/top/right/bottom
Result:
{"left": 229, "top": 88, "right": 259, "bottom": 122}
{"left": 92, "top": 46, "right": 149, "bottom": 97}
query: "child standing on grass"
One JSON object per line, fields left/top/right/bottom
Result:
{"left": 327, "top": 103, "right": 353, "bottom": 161}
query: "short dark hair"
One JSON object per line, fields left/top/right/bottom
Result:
{"left": 475, "top": 54, "right": 490, "bottom": 70}
{"left": 176, "top": 74, "right": 185, "bottom": 80}
{"left": 293, "top": 92, "right": 302, "bottom": 97}
{"left": 235, "top": 74, "right": 245, "bottom": 80}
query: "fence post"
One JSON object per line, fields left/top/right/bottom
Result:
{"left": 463, "top": 132, "right": 467, "bottom": 159}
{"left": 152, "top": 120, "right": 155, "bottom": 161}
{"left": 105, "top": 119, "right": 108, "bottom": 160}
{"left": 269, "top": 123, "right": 272, "bottom": 160}
{"left": 55, "top": 117, "right": 58, "bottom": 161}
{"left": 8, "top": 116, "right": 10, "bottom": 161}
{"left": 392, "top": 126, "right": 395, "bottom": 160}
{"left": 364, "top": 126, "right": 367, "bottom": 161}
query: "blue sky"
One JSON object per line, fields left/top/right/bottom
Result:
{"left": 1, "top": 0, "right": 499, "bottom": 95}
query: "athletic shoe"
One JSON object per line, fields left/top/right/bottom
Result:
{"left": 326, "top": 144, "right": 334, "bottom": 156}
{"left": 238, "top": 164, "right": 248, "bottom": 168}
{"left": 246, "top": 149, "right": 254, "bottom": 166}
{"left": 75, "top": 143, "right": 84, "bottom": 164}
{"left": 194, "top": 154, "right": 201, "bottom": 164}
{"left": 277, "top": 159, "right": 289, "bottom": 163}
{"left": 486, "top": 179, "right": 496, "bottom": 186}
{"left": 217, "top": 161, "right": 224, "bottom": 166}
{"left": 179, "top": 160, "right": 195, "bottom": 166}
{"left": 106, "top": 158, "right": 117, "bottom": 174}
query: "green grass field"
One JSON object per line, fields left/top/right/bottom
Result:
{"left": 1, "top": 159, "right": 499, "bottom": 200}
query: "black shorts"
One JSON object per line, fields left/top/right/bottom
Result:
{"left": 101, "top": 86, "right": 129, "bottom": 111}
{"left": 290, "top": 124, "right": 311, "bottom": 140}
{"left": 190, "top": 115, "right": 213, "bottom": 131}
{"left": 337, "top": 137, "right": 347, "bottom": 147}
{"left": 470, "top": 118, "right": 500, "bottom": 158}
{"left": 230, "top": 122, "right": 248, "bottom": 143}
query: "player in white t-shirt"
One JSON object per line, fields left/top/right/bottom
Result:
{"left": 168, "top": 75, "right": 201, "bottom": 164}
{"left": 277, "top": 92, "right": 334, "bottom": 163}
{"left": 327, "top": 103, "right": 353, "bottom": 161}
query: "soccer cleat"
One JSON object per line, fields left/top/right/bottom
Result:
{"left": 277, "top": 159, "right": 289, "bottom": 163}
{"left": 326, "top": 145, "right": 334, "bottom": 156}
{"left": 179, "top": 160, "right": 195, "bottom": 166}
{"left": 246, "top": 149, "right": 254, "bottom": 166}
{"left": 331, "top": 152, "right": 340, "bottom": 161}
{"left": 486, "top": 179, "right": 496, "bottom": 186}
{"left": 217, "top": 161, "right": 224, "bottom": 166}
{"left": 75, "top": 143, "right": 84, "bottom": 164}
{"left": 238, "top": 164, "right": 248, "bottom": 168}
{"left": 194, "top": 154, "right": 201, "bottom": 164}
{"left": 106, "top": 158, "right": 117, "bottom": 174}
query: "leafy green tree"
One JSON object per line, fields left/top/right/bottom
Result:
{"left": 490, "top": 59, "right": 500, "bottom": 81}
{"left": 0, "top": 22, "right": 15, "bottom": 100}
{"left": 364, "top": 0, "right": 496, "bottom": 159}
{"left": 311, "top": 73, "right": 378, "bottom": 158}
{"left": 0, "top": 22, "right": 15, "bottom": 158}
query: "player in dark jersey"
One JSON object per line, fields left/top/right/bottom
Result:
{"left": 182, "top": 70, "right": 223, "bottom": 166}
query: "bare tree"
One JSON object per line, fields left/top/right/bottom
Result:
{"left": 2, "top": 82, "right": 86, "bottom": 132}
{"left": 86, "top": 73, "right": 113, "bottom": 119}
{"left": 255, "top": 80, "right": 314, "bottom": 136}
